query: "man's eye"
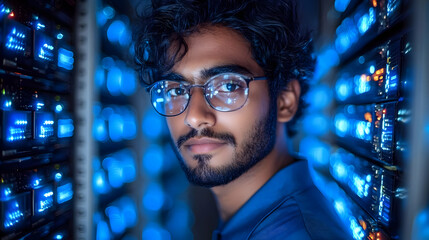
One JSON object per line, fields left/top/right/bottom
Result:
{"left": 218, "top": 82, "right": 241, "bottom": 92}
{"left": 167, "top": 88, "right": 186, "bottom": 97}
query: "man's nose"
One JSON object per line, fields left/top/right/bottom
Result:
{"left": 184, "top": 88, "right": 216, "bottom": 130}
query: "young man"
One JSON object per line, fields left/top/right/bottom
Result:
{"left": 135, "top": 0, "right": 350, "bottom": 239}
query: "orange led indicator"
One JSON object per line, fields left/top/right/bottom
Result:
{"left": 9, "top": 12, "right": 14, "bottom": 18}
{"left": 364, "top": 112, "right": 373, "bottom": 122}
{"left": 359, "top": 219, "right": 367, "bottom": 230}
{"left": 374, "top": 76, "right": 379, "bottom": 81}
{"left": 373, "top": 0, "right": 377, "bottom": 7}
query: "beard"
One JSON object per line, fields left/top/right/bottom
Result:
{"left": 172, "top": 106, "right": 277, "bottom": 188}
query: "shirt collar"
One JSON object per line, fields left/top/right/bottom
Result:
{"left": 215, "top": 160, "right": 313, "bottom": 239}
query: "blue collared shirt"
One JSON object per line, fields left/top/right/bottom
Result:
{"left": 212, "top": 160, "right": 351, "bottom": 240}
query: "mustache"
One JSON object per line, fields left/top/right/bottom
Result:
{"left": 176, "top": 128, "right": 236, "bottom": 149}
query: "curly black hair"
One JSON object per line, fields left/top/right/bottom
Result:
{"left": 134, "top": 0, "right": 314, "bottom": 136}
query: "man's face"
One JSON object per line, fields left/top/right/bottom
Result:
{"left": 166, "top": 26, "right": 276, "bottom": 187}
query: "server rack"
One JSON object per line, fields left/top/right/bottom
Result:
{"left": 301, "top": 0, "right": 417, "bottom": 239}
{"left": 0, "top": 0, "right": 76, "bottom": 239}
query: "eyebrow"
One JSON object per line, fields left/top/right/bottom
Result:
{"left": 161, "top": 64, "right": 253, "bottom": 83}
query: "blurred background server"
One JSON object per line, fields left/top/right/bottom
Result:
{"left": 0, "top": 0, "right": 428, "bottom": 240}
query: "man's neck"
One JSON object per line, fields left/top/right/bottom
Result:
{"left": 211, "top": 142, "right": 294, "bottom": 222}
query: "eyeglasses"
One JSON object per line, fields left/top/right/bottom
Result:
{"left": 147, "top": 73, "right": 267, "bottom": 117}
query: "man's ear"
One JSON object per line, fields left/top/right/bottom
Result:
{"left": 277, "top": 79, "right": 301, "bottom": 123}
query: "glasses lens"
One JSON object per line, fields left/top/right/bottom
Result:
{"left": 151, "top": 80, "right": 189, "bottom": 116}
{"left": 206, "top": 74, "right": 249, "bottom": 111}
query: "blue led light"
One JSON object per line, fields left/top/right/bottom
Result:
{"left": 107, "top": 20, "right": 126, "bottom": 43}
{"left": 55, "top": 172, "right": 63, "bottom": 182}
{"left": 335, "top": 18, "right": 359, "bottom": 54}
{"left": 121, "top": 151, "right": 137, "bottom": 183}
{"left": 5, "top": 111, "right": 30, "bottom": 142}
{"left": 2, "top": 187, "right": 12, "bottom": 198}
{"left": 103, "top": 196, "right": 137, "bottom": 235}
{"left": 143, "top": 145, "right": 164, "bottom": 175}
{"left": 331, "top": 158, "right": 347, "bottom": 181}
{"left": 305, "top": 84, "right": 332, "bottom": 110}
{"left": 0, "top": 5, "right": 11, "bottom": 18}
{"left": 119, "top": 29, "right": 132, "bottom": 46}
{"left": 4, "top": 201, "right": 24, "bottom": 229}
{"left": 57, "top": 183, "right": 73, "bottom": 204}
{"left": 387, "top": 0, "right": 400, "bottom": 16}
{"left": 58, "top": 48, "right": 74, "bottom": 70}
{"left": 165, "top": 202, "right": 192, "bottom": 238}
{"left": 55, "top": 104, "right": 63, "bottom": 113}
{"left": 104, "top": 157, "right": 124, "bottom": 188}
{"left": 350, "top": 218, "right": 365, "bottom": 240}
{"left": 106, "top": 206, "right": 126, "bottom": 234}
{"left": 334, "top": 199, "right": 346, "bottom": 217}
{"left": 36, "top": 22, "right": 45, "bottom": 30}
{"left": 122, "top": 109, "right": 137, "bottom": 140}
{"left": 58, "top": 118, "right": 74, "bottom": 138}
{"left": 303, "top": 114, "right": 329, "bottom": 136}
{"left": 142, "top": 110, "right": 164, "bottom": 139}
{"left": 54, "top": 234, "right": 63, "bottom": 239}
{"left": 103, "top": 149, "right": 137, "bottom": 185}
{"left": 3, "top": 99, "right": 12, "bottom": 109}
{"left": 32, "top": 178, "right": 41, "bottom": 188}
{"left": 35, "top": 33, "right": 55, "bottom": 61}
{"left": 314, "top": 47, "right": 339, "bottom": 81}
{"left": 299, "top": 137, "right": 330, "bottom": 166}
{"left": 413, "top": 208, "right": 429, "bottom": 240}
{"left": 96, "top": 11, "right": 108, "bottom": 27}
{"left": 335, "top": 79, "right": 351, "bottom": 101}
{"left": 107, "top": 67, "right": 122, "bottom": 96}
{"left": 386, "top": 68, "right": 398, "bottom": 94}
{"left": 119, "top": 197, "right": 137, "bottom": 227}
{"left": 6, "top": 27, "right": 27, "bottom": 52}
{"left": 330, "top": 150, "right": 374, "bottom": 201}
{"left": 103, "top": 6, "right": 116, "bottom": 19}
{"left": 354, "top": 120, "right": 371, "bottom": 141}
{"left": 101, "top": 57, "right": 115, "bottom": 70}
{"left": 142, "top": 223, "right": 172, "bottom": 240}
{"left": 352, "top": 175, "right": 368, "bottom": 198}
{"left": 35, "top": 113, "right": 55, "bottom": 139}
{"left": 355, "top": 74, "right": 371, "bottom": 94}
{"left": 369, "top": 65, "right": 375, "bottom": 74}
{"left": 34, "top": 186, "right": 54, "bottom": 214}
{"left": 92, "top": 118, "right": 108, "bottom": 141}
{"left": 334, "top": 113, "right": 349, "bottom": 137}
{"left": 95, "top": 67, "right": 105, "bottom": 88}
{"left": 334, "top": 0, "right": 351, "bottom": 12}
{"left": 56, "top": 33, "right": 64, "bottom": 40}
{"left": 35, "top": 101, "right": 45, "bottom": 110}
{"left": 121, "top": 68, "right": 137, "bottom": 96}
{"left": 93, "top": 170, "right": 111, "bottom": 194}
{"left": 96, "top": 220, "right": 112, "bottom": 240}
{"left": 143, "top": 183, "right": 165, "bottom": 211}
{"left": 108, "top": 113, "right": 124, "bottom": 142}
{"left": 357, "top": 13, "right": 370, "bottom": 34}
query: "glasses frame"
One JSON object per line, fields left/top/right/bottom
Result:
{"left": 146, "top": 73, "right": 267, "bottom": 117}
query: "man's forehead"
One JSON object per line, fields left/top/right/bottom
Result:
{"left": 168, "top": 26, "right": 264, "bottom": 82}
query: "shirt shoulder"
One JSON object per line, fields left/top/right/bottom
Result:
{"left": 248, "top": 186, "right": 351, "bottom": 240}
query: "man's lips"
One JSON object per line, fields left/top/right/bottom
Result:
{"left": 183, "top": 137, "right": 228, "bottom": 154}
